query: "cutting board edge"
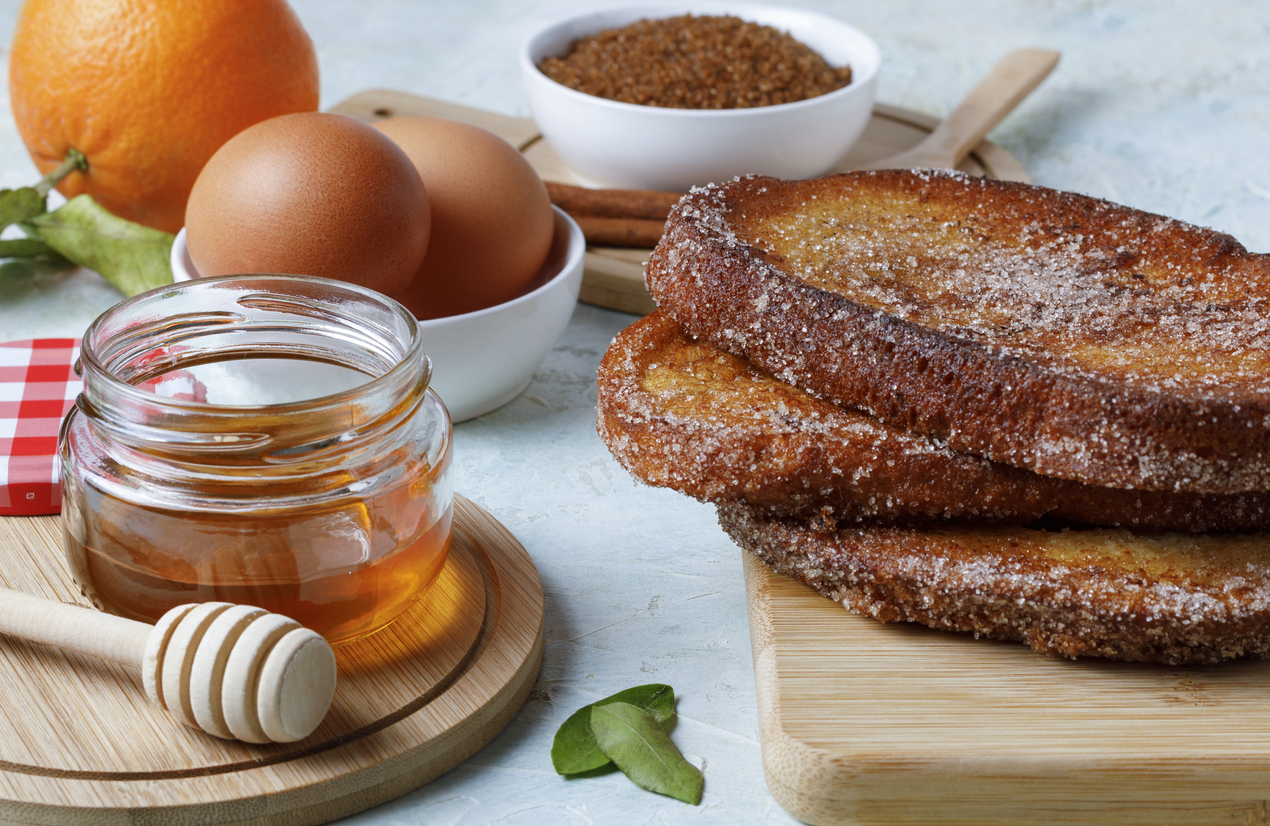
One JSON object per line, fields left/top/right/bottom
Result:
{"left": 743, "top": 550, "right": 1270, "bottom": 826}
{"left": 756, "top": 754, "right": 1270, "bottom": 826}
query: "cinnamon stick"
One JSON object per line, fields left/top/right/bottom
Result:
{"left": 571, "top": 216, "right": 666, "bottom": 248}
{"left": 545, "top": 181, "right": 682, "bottom": 221}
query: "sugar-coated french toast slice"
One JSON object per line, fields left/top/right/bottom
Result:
{"left": 720, "top": 503, "right": 1270, "bottom": 664}
{"left": 599, "top": 311, "right": 1270, "bottom": 532}
{"left": 646, "top": 169, "right": 1270, "bottom": 493}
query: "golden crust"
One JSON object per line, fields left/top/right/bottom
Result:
{"left": 646, "top": 170, "right": 1270, "bottom": 493}
{"left": 598, "top": 311, "right": 1270, "bottom": 532}
{"left": 719, "top": 503, "right": 1270, "bottom": 664}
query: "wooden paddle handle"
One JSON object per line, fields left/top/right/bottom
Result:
{"left": 0, "top": 586, "right": 149, "bottom": 666}
{"left": 923, "top": 48, "right": 1060, "bottom": 166}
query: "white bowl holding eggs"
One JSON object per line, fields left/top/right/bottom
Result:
{"left": 171, "top": 205, "right": 584, "bottom": 422}
{"left": 521, "top": 2, "right": 881, "bottom": 191}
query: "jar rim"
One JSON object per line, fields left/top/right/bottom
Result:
{"left": 78, "top": 273, "right": 428, "bottom": 414}
{"left": 72, "top": 274, "right": 435, "bottom": 462}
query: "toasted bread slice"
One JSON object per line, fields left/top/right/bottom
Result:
{"left": 720, "top": 503, "right": 1270, "bottom": 664}
{"left": 646, "top": 170, "right": 1270, "bottom": 493}
{"left": 598, "top": 311, "right": 1270, "bottom": 532}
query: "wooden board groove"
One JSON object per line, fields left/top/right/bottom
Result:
{"left": 0, "top": 494, "right": 543, "bottom": 825}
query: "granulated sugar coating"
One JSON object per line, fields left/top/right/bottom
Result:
{"left": 597, "top": 310, "right": 1270, "bottom": 532}
{"left": 645, "top": 170, "right": 1270, "bottom": 493}
{"left": 720, "top": 503, "right": 1270, "bottom": 664}
{"left": 537, "top": 15, "right": 853, "bottom": 109}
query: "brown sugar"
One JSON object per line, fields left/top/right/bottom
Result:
{"left": 537, "top": 14, "right": 853, "bottom": 109}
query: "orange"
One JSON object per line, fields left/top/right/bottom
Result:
{"left": 9, "top": 0, "right": 320, "bottom": 233}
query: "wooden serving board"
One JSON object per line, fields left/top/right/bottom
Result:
{"left": 0, "top": 494, "right": 542, "bottom": 826}
{"left": 329, "top": 89, "right": 1029, "bottom": 317}
{"left": 744, "top": 551, "right": 1270, "bottom": 825}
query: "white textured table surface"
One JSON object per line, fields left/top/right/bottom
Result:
{"left": 0, "top": 1, "right": 1267, "bottom": 823}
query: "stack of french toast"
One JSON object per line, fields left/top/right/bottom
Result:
{"left": 597, "top": 168, "right": 1270, "bottom": 664}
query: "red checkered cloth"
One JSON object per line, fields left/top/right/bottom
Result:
{"left": 0, "top": 339, "right": 81, "bottom": 516}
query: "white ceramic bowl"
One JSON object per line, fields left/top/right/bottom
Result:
{"left": 521, "top": 2, "right": 880, "bottom": 191}
{"left": 171, "top": 206, "right": 585, "bottom": 422}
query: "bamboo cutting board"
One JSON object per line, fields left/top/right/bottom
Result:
{"left": 328, "top": 89, "right": 1030, "bottom": 317}
{"left": 744, "top": 551, "right": 1270, "bottom": 825}
{"left": 0, "top": 494, "right": 542, "bottom": 826}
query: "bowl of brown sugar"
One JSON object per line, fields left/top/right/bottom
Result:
{"left": 521, "top": 3, "right": 880, "bottom": 191}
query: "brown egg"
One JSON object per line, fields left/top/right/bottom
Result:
{"left": 372, "top": 116, "right": 553, "bottom": 320}
{"left": 185, "top": 112, "right": 430, "bottom": 298}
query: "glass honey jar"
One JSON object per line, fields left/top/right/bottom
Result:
{"left": 59, "top": 274, "right": 453, "bottom": 645}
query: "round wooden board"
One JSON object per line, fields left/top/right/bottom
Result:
{"left": 0, "top": 494, "right": 543, "bottom": 826}
{"left": 330, "top": 90, "right": 1031, "bottom": 317}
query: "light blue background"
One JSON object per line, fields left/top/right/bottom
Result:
{"left": 0, "top": 1, "right": 1267, "bottom": 823}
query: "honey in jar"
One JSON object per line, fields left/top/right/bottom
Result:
{"left": 59, "top": 275, "right": 453, "bottom": 645}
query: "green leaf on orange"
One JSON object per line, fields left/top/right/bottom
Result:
{"left": 30, "top": 194, "right": 174, "bottom": 296}
{"left": 0, "top": 187, "right": 46, "bottom": 231}
{"left": 0, "top": 238, "right": 62, "bottom": 259}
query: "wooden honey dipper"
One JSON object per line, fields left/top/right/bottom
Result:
{"left": 0, "top": 588, "right": 336, "bottom": 743}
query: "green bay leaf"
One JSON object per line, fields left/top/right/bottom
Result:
{"left": 591, "top": 702, "right": 702, "bottom": 805}
{"left": 0, "top": 187, "right": 45, "bottom": 231}
{"left": 552, "top": 683, "right": 675, "bottom": 775}
{"left": 0, "top": 238, "right": 62, "bottom": 259}
{"left": 30, "top": 194, "right": 173, "bottom": 296}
